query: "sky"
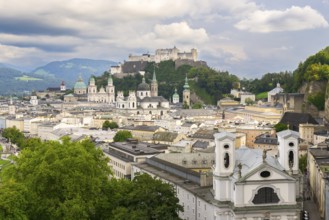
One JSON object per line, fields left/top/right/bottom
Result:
{"left": 0, "top": 0, "right": 328, "bottom": 78}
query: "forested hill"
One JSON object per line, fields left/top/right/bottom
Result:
{"left": 293, "top": 46, "right": 329, "bottom": 90}
{"left": 95, "top": 60, "right": 240, "bottom": 105}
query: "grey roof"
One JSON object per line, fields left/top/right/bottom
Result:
{"left": 137, "top": 82, "right": 150, "bottom": 91}
{"left": 192, "top": 140, "right": 209, "bottom": 149}
{"left": 191, "top": 129, "right": 217, "bottom": 140}
{"left": 154, "top": 152, "right": 214, "bottom": 169}
{"left": 254, "top": 133, "right": 278, "bottom": 145}
{"left": 279, "top": 112, "right": 318, "bottom": 131}
{"left": 109, "top": 141, "right": 165, "bottom": 156}
{"left": 153, "top": 132, "right": 179, "bottom": 142}
{"left": 277, "top": 129, "right": 300, "bottom": 139}
{"left": 213, "top": 131, "right": 236, "bottom": 141}
{"left": 120, "top": 125, "right": 161, "bottom": 132}
{"left": 233, "top": 147, "right": 287, "bottom": 180}
{"left": 140, "top": 96, "right": 168, "bottom": 103}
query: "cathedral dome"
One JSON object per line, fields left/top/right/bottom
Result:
{"left": 74, "top": 76, "right": 87, "bottom": 89}
{"left": 137, "top": 77, "right": 150, "bottom": 91}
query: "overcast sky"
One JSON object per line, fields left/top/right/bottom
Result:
{"left": 0, "top": 0, "right": 328, "bottom": 78}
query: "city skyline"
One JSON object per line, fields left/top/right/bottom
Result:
{"left": 0, "top": 0, "right": 328, "bottom": 78}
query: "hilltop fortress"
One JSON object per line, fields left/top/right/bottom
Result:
{"left": 128, "top": 47, "right": 197, "bottom": 63}
{"left": 111, "top": 47, "right": 207, "bottom": 77}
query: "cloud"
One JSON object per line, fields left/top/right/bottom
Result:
{"left": 0, "top": 34, "right": 81, "bottom": 52}
{"left": 154, "top": 22, "right": 208, "bottom": 44}
{"left": 235, "top": 6, "right": 329, "bottom": 33}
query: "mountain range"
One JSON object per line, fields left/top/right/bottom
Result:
{"left": 0, "top": 58, "right": 117, "bottom": 95}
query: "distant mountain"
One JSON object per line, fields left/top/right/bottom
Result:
{"left": 31, "top": 58, "right": 117, "bottom": 87}
{"left": 0, "top": 66, "right": 50, "bottom": 95}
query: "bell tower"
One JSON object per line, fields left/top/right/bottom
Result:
{"left": 183, "top": 75, "right": 190, "bottom": 107}
{"left": 277, "top": 130, "right": 299, "bottom": 174}
{"left": 213, "top": 132, "right": 236, "bottom": 201}
{"left": 150, "top": 68, "right": 158, "bottom": 97}
{"left": 106, "top": 74, "right": 115, "bottom": 103}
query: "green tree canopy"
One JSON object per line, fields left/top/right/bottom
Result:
{"left": 102, "top": 120, "right": 119, "bottom": 130}
{"left": 110, "top": 174, "right": 183, "bottom": 220}
{"left": 1, "top": 137, "right": 112, "bottom": 220}
{"left": 113, "top": 130, "right": 133, "bottom": 142}
{"left": 274, "top": 123, "right": 288, "bottom": 132}
{"left": 0, "top": 138, "right": 184, "bottom": 220}
{"left": 1, "top": 127, "right": 24, "bottom": 148}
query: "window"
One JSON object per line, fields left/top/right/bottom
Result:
{"left": 182, "top": 159, "right": 187, "bottom": 165}
{"left": 224, "top": 153, "right": 230, "bottom": 168}
{"left": 289, "top": 142, "right": 294, "bottom": 147}
{"left": 289, "top": 151, "right": 294, "bottom": 167}
{"left": 260, "top": 171, "right": 271, "bottom": 178}
{"left": 224, "top": 144, "right": 229, "bottom": 149}
{"left": 252, "top": 187, "right": 280, "bottom": 204}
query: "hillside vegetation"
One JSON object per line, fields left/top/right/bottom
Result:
{"left": 96, "top": 60, "right": 239, "bottom": 105}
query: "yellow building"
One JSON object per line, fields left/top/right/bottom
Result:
{"left": 308, "top": 145, "right": 329, "bottom": 219}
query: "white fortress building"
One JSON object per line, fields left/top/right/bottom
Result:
{"left": 127, "top": 46, "right": 198, "bottom": 63}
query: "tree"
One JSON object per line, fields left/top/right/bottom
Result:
{"left": 102, "top": 120, "right": 111, "bottom": 130}
{"left": 183, "top": 101, "right": 189, "bottom": 109}
{"left": 1, "top": 127, "right": 24, "bottom": 148}
{"left": 1, "top": 137, "right": 112, "bottom": 220}
{"left": 299, "top": 154, "right": 307, "bottom": 174}
{"left": 192, "top": 102, "right": 202, "bottom": 109}
{"left": 274, "top": 123, "right": 288, "bottom": 132}
{"left": 111, "top": 174, "right": 183, "bottom": 220}
{"left": 102, "top": 120, "right": 118, "bottom": 130}
{"left": 244, "top": 98, "right": 255, "bottom": 106}
{"left": 113, "top": 130, "right": 132, "bottom": 142}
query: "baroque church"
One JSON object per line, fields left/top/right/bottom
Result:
{"left": 64, "top": 71, "right": 171, "bottom": 115}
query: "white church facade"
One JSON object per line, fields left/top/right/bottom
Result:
{"left": 132, "top": 130, "right": 303, "bottom": 220}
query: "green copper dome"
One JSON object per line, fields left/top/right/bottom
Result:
{"left": 74, "top": 76, "right": 87, "bottom": 89}
{"left": 183, "top": 75, "right": 190, "bottom": 89}
{"left": 173, "top": 88, "right": 179, "bottom": 98}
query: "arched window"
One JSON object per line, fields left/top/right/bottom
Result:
{"left": 289, "top": 151, "right": 294, "bottom": 168}
{"left": 132, "top": 102, "right": 135, "bottom": 108}
{"left": 224, "top": 153, "right": 229, "bottom": 168}
{"left": 252, "top": 187, "right": 280, "bottom": 204}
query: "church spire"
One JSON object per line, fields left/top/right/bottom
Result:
{"left": 152, "top": 66, "right": 157, "bottom": 82}
{"left": 183, "top": 74, "right": 189, "bottom": 89}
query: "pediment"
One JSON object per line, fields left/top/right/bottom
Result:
{"left": 236, "top": 162, "right": 295, "bottom": 183}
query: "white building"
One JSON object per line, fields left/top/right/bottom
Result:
{"left": 132, "top": 130, "right": 303, "bottom": 220}
{"left": 268, "top": 83, "right": 284, "bottom": 102}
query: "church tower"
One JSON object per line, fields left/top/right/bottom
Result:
{"left": 213, "top": 132, "right": 236, "bottom": 201}
{"left": 87, "top": 77, "right": 97, "bottom": 102}
{"left": 183, "top": 75, "right": 190, "bottom": 107}
{"left": 106, "top": 74, "right": 115, "bottom": 103}
{"left": 8, "top": 97, "right": 16, "bottom": 115}
{"left": 172, "top": 88, "right": 179, "bottom": 104}
{"left": 150, "top": 68, "right": 158, "bottom": 97}
{"left": 60, "top": 81, "right": 66, "bottom": 91}
{"left": 277, "top": 130, "right": 299, "bottom": 174}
